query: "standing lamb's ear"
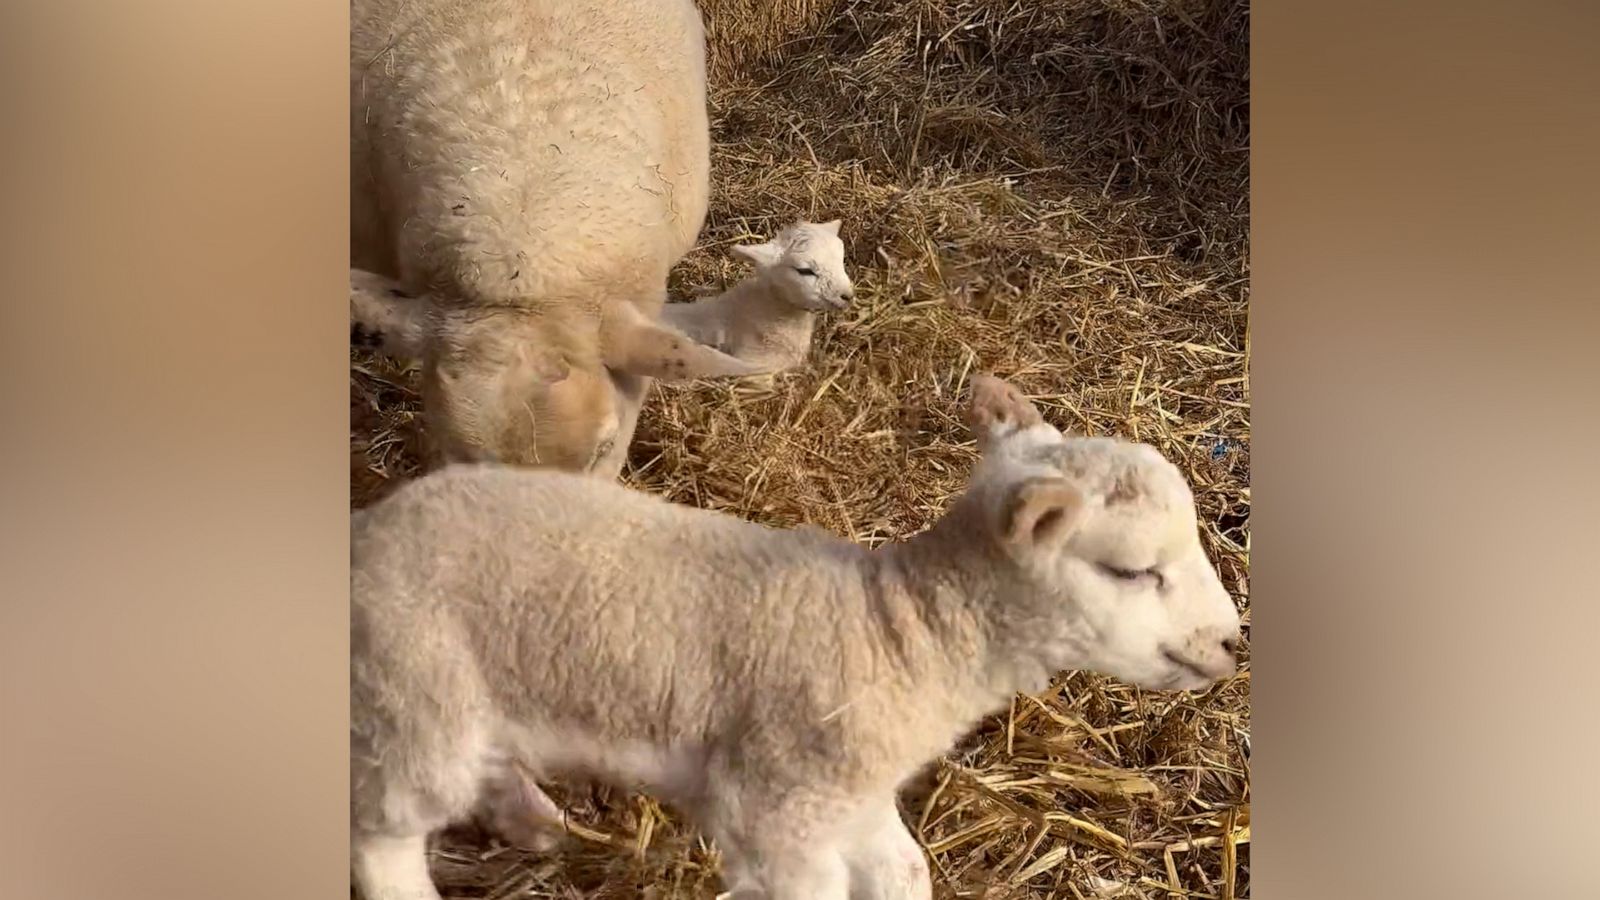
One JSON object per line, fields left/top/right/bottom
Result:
{"left": 730, "top": 241, "right": 784, "bottom": 269}
{"left": 599, "top": 302, "right": 764, "bottom": 381}
{"left": 817, "top": 219, "right": 841, "bottom": 236}
{"left": 999, "top": 477, "right": 1087, "bottom": 553}
{"left": 964, "top": 373, "right": 1046, "bottom": 452}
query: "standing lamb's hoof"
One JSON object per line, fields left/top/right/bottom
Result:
{"left": 479, "top": 764, "right": 568, "bottom": 853}
{"left": 488, "top": 809, "right": 564, "bottom": 853}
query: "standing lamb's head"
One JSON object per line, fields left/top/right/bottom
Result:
{"left": 730, "top": 220, "right": 855, "bottom": 311}
{"left": 959, "top": 375, "right": 1242, "bottom": 691}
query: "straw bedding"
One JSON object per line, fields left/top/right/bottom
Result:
{"left": 350, "top": 0, "right": 1250, "bottom": 895}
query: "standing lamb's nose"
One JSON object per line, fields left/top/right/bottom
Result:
{"left": 1221, "top": 636, "right": 1241, "bottom": 654}
{"left": 841, "top": 289, "right": 855, "bottom": 301}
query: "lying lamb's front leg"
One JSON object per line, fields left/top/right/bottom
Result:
{"left": 842, "top": 800, "right": 932, "bottom": 900}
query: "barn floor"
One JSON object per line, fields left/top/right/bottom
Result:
{"left": 351, "top": 1, "right": 1250, "bottom": 896}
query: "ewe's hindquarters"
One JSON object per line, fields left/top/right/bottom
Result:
{"left": 349, "top": 0, "right": 729, "bottom": 476}
{"left": 350, "top": 0, "right": 712, "bottom": 287}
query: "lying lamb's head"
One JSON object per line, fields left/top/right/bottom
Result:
{"left": 731, "top": 220, "right": 854, "bottom": 311}
{"left": 961, "top": 375, "right": 1242, "bottom": 691}
{"left": 413, "top": 293, "right": 760, "bottom": 477}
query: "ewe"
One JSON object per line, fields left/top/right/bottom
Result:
{"left": 662, "top": 220, "right": 856, "bottom": 373}
{"left": 350, "top": 0, "right": 756, "bottom": 477}
{"left": 350, "top": 373, "right": 1242, "bottom": 900}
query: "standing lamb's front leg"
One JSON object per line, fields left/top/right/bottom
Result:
{"left": 351, "top": 831, "right": 440, "bottom": 900}
{"left": 701, "top": 782, "right": 852, "bottom": 899}
{"left": 717, "top": 830, "right": 851, "bottom": 900}
{"left": 842, "top": 799, "right": 932, "bottom": 900}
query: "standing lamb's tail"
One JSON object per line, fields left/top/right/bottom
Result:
{"left": 350, "top": 268, "right": 431, "bottom": 361}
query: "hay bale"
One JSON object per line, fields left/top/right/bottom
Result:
{"left": 352, "top": 0, "right": 1251, "bottom": 895}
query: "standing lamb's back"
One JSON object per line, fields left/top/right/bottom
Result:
{"left": 351, "top": 0, "right": 757, "bottom": 476}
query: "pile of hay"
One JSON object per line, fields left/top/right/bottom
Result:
{"left": 350, "top": 0, "right": 1250, "bottom": 895}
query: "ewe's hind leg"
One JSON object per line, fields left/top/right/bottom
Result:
{"left": 843, "top": 800, "right": 931, "bottom": 900}
{"left": 351, "top": 832, "right": 438, "bottom": 900}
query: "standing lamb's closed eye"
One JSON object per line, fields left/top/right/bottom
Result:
{"left": 661, "top": 219, "right": 856, "bottom": 374}
{"left": 1101, "top": 564, "right": 1165, "bottom": 587}
{"left": 349, "top": 370, "right": 1242, "bottom": 900}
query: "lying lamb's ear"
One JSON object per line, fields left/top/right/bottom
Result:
{"left": 964, "top": 373, "right": 1045, "bottom": 452}
{"left": 999, "top": 477, "right": 1087, "bottom": 553}
{"left": 817, "top": 219, "right": 841, "bottom": 236}
{"left": 351, "top": 268, "right": 432, "bottom": 360}
{"left": 730, "top": 241, "right": 784, "bottom": 268}
{"left": 599, "top": 302, "right": 764, "bottom": 381}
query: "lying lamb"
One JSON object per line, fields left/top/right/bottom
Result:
{"left": 350, "top": 373, "right": 1243, "bottom": 900}
{"left": 661, "top": 220, "right": 856, "bottom": 373}
{"left": 350, "top": 0, "right": 758, "bottom": 478}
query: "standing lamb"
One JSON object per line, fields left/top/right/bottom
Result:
{"left": 351, "top": 0, "right": 758, "bottom": 478}
{"left": 350, "top": 373, "right": 1243, "bottom": 900}
{"left": 661, "top": 220, "right": 856, "bottom": 373}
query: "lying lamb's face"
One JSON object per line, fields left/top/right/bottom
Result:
{"left": 965, "top": 376, "right": 1242, "bottom": 691}
{"left": 731, "top": 220, "right": 855, "bottom": 311}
